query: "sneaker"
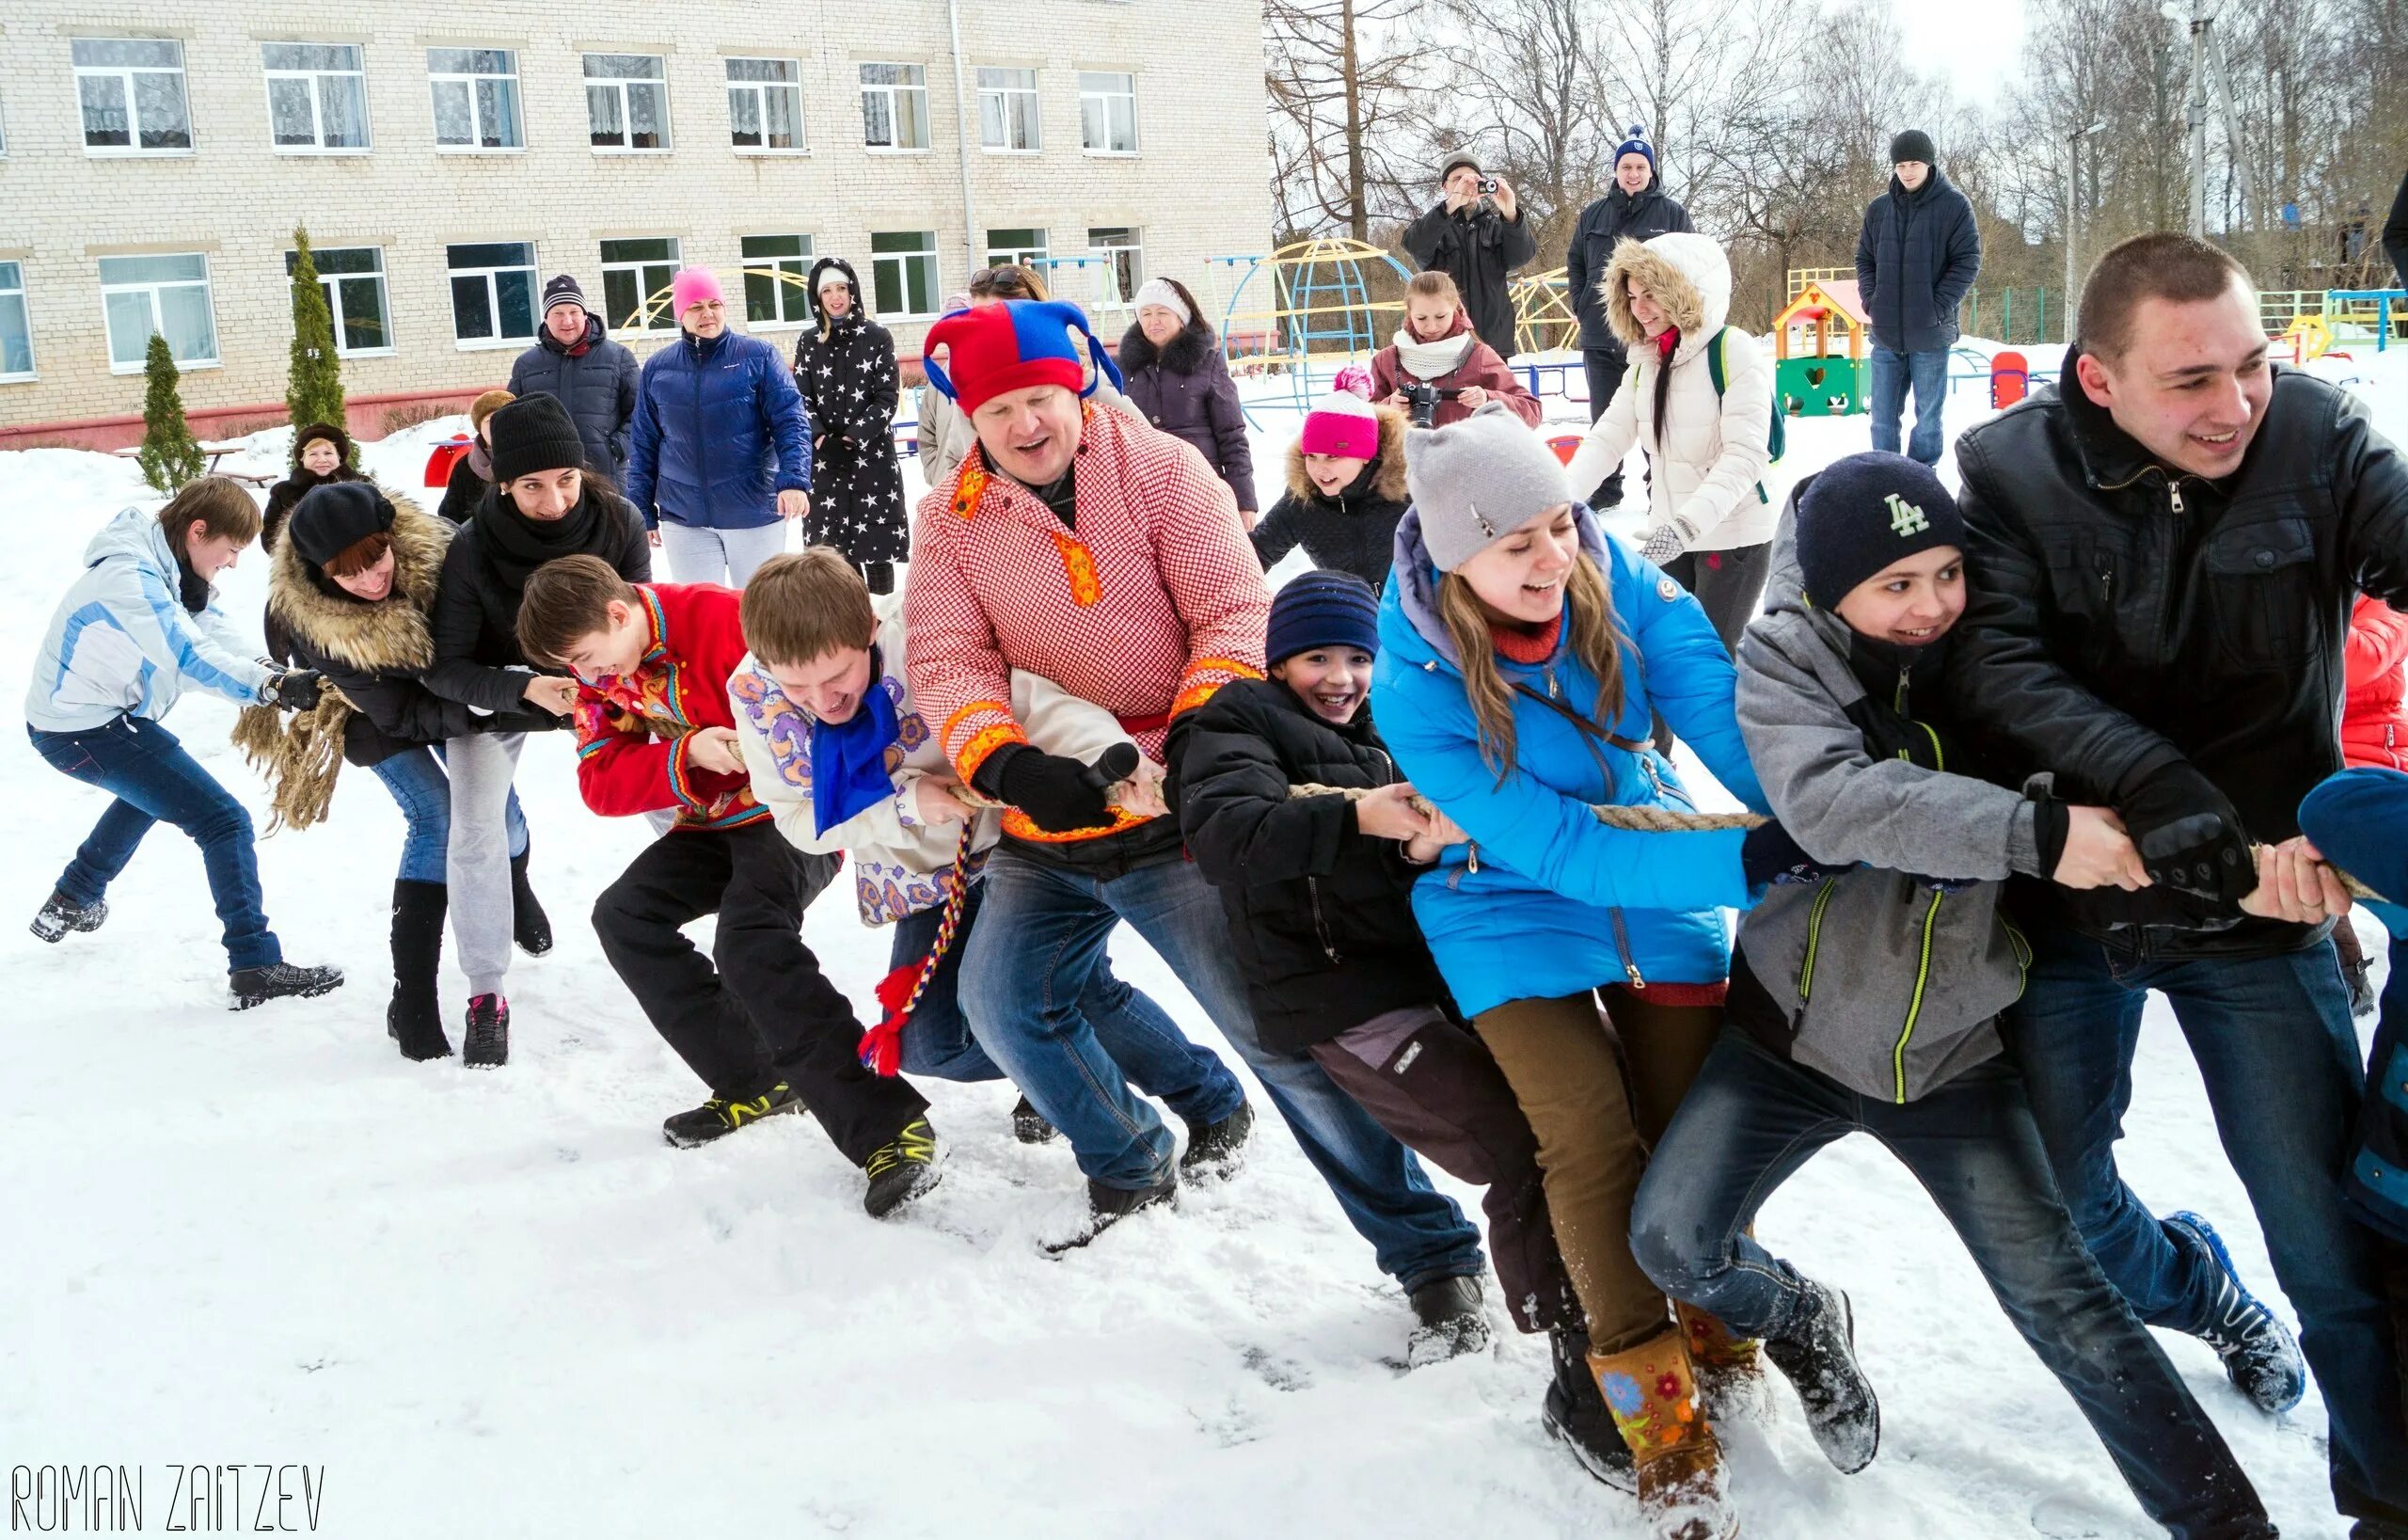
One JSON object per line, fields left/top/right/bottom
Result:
{"left": 229, "top": 961, "right": 345, "bottom": 1010}
{"left": 1406, "top": 1274, "right": 1493, "bottom": 1366}
{"left": 1178, "top": 1100, "right": 1256, "bottom": 1183}
{"left": 462, "top": 993, "right": 510, "bottom": 1069}
{"left": 1541, "top": 1328, "right": 1637, "bottom": 1492}
{"left": 1763, "top": 1278, "right": 1880, "bottom": 1474}
{"left": 1010, "top": 1093, "right": 1058, "bottom": 1145}
{"left": 1038, "top": 1174, "right": 1178, "bottom": 1256}
{"left": 2164, "top": 1211, "right": 2307, "bottom": 1414}
{"left": 31, "top": 891, "right": 106, "bottom": 944}
{"left": 662, "top": 1082, "right": 804, "bottom": 1149}
{"left": 863, "top": 1116, "right": 942, "bottom": 1218}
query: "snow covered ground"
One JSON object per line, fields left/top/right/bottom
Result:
{"left": 1, "top": 344, "right": 2396, "bottom": 1539}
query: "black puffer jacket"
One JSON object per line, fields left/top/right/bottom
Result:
{"left": 1250, "top": 406, "right": 1410, "bottom": 592}
{"left": 1176, "top": 677, "right": 1454, "bottom": 1052}
{"left": 424, "top": 482, "right": 652, "bottom": 715}
{"left": 1564, "top": 181, "right": 1695, "bottom": 353}
{"left": 1950, "top": 357, "right": 2408, "bottom": 956}
{"left": 507, "top": 313, "right": 641, "bottom": 474}
{"left": 1853, "top": 167, "right": 1982, "bottom": 355}
{"left": 1118, "top": 318, "right": 1258, "bottom": 514}
{"left": 1401, "top": 198, "right": 1540, "bottom": 358}
{"left": 791, "top": 257, "right": 908, "bottom": 564}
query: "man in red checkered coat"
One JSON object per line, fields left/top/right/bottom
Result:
{"left": 907, "top": 299, "right": 1486, "bottom": 1273}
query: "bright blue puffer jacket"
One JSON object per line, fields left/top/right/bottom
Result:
{"left": 1370, "top": 502, "right": 1772, "bottom": 1019}
{"left": 624, "top": 328, "right": 812, "bottom": 532}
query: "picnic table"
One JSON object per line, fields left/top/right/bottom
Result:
{"left": 111, "top": 439, "right": 279, "bottom": 486}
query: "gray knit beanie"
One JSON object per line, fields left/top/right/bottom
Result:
{"left": 1403, "top": 404, "right": 1572, "bottom": 572}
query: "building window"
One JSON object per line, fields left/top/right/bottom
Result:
{"left": 727, "top": 57, "right": 804, "bottom": 152}
{"left": 741, "top": 234, "right": 816, "bottom": 326}
{"left": 72, "top": 38, "right": 192, "bottom": 154}
{"left": 99, "top": 253, "right": 216, "bottom": 372}
{"left": 429, "top": 48, "right": 521, "bottom": 151}
{"left": 447, "top": 242, "right": 538, "bottom": 346}
{"left": 286, "top": 246, "right": 390, "bottom": 356}
{"left": 262, "top": 43, "right": 370, "bottom": 151}
{"left": 859, "top": 64, "right": 928, "bottom": 151}
{"left": 600, "top": 238, "right": 682, "bottom": 333}
{"left": 584, "top": 54, "right": 669, "bottom": 151}
{"left": 0, "top": 262, "right": 34, "bottom": 380}
{"left": 977, "top": 68, "right": 1039, "bottom": 152}
{"left": 1087, "top": 228, "right": 1143, "bottom": 309}
{"left": 986, "top": 229, "right": 1049, "bottom": 271}
{"left": 869, "top": 231, "right": 938, "bottom": 320}
{"left": 1079, "top": 71, "right": 1137, "bottom": 154}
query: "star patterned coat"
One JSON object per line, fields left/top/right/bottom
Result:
{"left": 792, "top": 257, "right": 910, "bottom": 565}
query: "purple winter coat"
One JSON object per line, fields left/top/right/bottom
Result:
{"left": 1117, "top": 319, "right": 1258, "bottom": 514}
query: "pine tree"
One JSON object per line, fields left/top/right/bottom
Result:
{"left": 136, "top": 332, "right": 206, "bottom": 494}
{"left": 286, "top": 225, "right": 349, "bottom": 463}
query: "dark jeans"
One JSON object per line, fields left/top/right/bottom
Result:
{"left": 1581, "top": 348, "right": 1630, "bottom": 506}
{"left": 1660, "top": 544, "right": 1771, "bottom": 659}
{"left": 1632, "top": 1028, "right": 2271, "bottom": 1539}
{"left": 591, "top": 824, "right": 927, "bottom": 1166}
{"left": 2008, "top": 918, "right": 2408, "bottom": 1525}
{"left": 29, "top": 716, "right": 280, "bottom": 972}
{"left": 1869, "top": 344, "right": 1951, "bottom": 466}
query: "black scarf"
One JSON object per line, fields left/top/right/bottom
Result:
{"left": 477, "top": 484, "right": 610, "bottom": 596}
{"left": 171, "top": 541, "right": 210, "bottom": 614}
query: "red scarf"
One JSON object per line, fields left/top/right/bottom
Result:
{"left": 1490, "top": 614, "right": 1562, "bottom": 665}
{"left": 1653, "top": 327, "right": 1680, "bottom": 362}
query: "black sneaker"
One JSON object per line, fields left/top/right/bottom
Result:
{"left": 1406, "top": 1274, "right": 1494, "bottom": 1366}
{"left": 1038, "top": 1174, "right": 1178, "bottom": 1256}
{"left": 1765, "top": 1278, "right": 1880, "bottom": 1474}
{"left": 663, "top": 1083, "right": 805, "bottom": 1148}
{"left": 229, "top": 961, "right": 344, "bottom": 1010}
{"left": 863, "top": 1116, "right": 941, "bottom": 1218}
{"left": 1541, "top": 1327, "right": 1637, "bottom": 1492}
{"left": 1011, "top": 1093, "right": 1058, "bottom": 1145}
{"left": 462, "top": 993, "right": 509, "bottom": 1069}
{"left": 2165, "top": 1211, "right": 2307, "bottom": 1414}
{"left": 1178, "top": 1100, "right": 1256, "bottom": 1182}
{"left": 31, "top": 891, "right": 106, "bottom": 944}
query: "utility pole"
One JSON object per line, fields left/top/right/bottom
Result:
{"left": 2066, "top": 124, "right": 2105, "bottom": 341}
{"left": 2186, "top": 3, "right": 2210, "bottom": 236}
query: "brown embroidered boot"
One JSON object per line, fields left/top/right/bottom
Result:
{"left": 1589, "top": 1329, "right": 1739, "bottom": 1540}
{"left": 1678, "top": 1300, "right": 1771, "bottom": 1424}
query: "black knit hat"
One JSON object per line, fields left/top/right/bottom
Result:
{"left": 1889, "top": 129, "right": 1937, "bottom": 167}
{"left": 288, "top": 481, "right": 392, "bottom": 568}
{"left": 543, "top": 274, "right": 589, "bottom": 316}
{"left": 1267, "top": 569, "right": 1382, "bottom": 665}
{"left": 1795, "top": 452, "right": 1964, "bottom": 609}
{"left": 488, "top": 392, "right": 588, "bottom": 484}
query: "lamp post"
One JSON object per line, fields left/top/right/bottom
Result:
{"left": 2065, "top": 120, "right": 2106, "bottom": 342}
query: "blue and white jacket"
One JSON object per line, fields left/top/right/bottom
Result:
{"left": 24, "top": 508, "right": 272, "bottom": 734}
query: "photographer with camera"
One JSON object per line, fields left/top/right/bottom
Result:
{"left": 1370, "top": 273, "right": 1542, "bottom": 433}
{"left": 1402, "top": 151, "right": 1537, "bottom": 358}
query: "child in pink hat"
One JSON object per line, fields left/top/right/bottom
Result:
{"left": 1251, "top": 365, "right": 1413, "bottom": 593}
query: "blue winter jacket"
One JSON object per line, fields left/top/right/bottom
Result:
{"left": 1370, "top": 504, "right": 1772, "bottom": 1019}
{"left": 624, "top": 328, "right": 813, "bottom": 532}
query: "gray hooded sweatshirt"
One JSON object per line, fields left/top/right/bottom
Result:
{"left": 1733, "top": 504, "right": 2045, "bottom": 1103}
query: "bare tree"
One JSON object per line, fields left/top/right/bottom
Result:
{"left": 1265, "top": 0, "right": 1429, "bottom": 241}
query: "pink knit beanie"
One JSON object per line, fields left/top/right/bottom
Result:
{"left": 670, "top": 267, "right": 724, "bottom": 315}
{"left": 1299, "top": 364, "right": 1382, "bottom": 459}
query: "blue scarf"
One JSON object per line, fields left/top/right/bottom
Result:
{"left": 809, "top": 646, "right": 903, "bottom": 836}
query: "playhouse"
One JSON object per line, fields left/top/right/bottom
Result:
{"left": 1771, "top": 277, "right": 1869, "bottom": 417}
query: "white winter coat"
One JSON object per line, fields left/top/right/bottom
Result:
{"left": 1562, "top": 232, "right": 1775, "bottom": 553}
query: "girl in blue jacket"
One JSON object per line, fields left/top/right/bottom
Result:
{"left": 1370, "top": 405, "right": 1831, "bottom": 1540}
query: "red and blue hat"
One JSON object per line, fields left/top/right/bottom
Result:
{"left": 922, "top": 299, "right": 1125, "bottom": 415}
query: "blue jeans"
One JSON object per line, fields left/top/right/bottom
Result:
{"left": 1868, "top": 344, "right": 1950, "bottom": 465}
{"left": 959, "top": 848, "right": 1484, "bottom": 1289}
{"left": 1632, "top": 1029, "right": 2272, "bottom": 1539}
{"left": 28, "top": 716, "right": 279, "bottom": 972}
{"left": 367, "top": 745, "right": 527, "bottom": 885}
{"left": 2007, "top": 919, "right": 2408, "bottom": 1525}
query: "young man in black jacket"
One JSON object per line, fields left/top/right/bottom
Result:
{"left": 1853, "top": 130, "right": 1981, "bottom": 467}
{"left": 1562, "top": 128, "right": 1694, "bottom": 508}
{"left": 1949, "top": 230, "right": 2408, "bottom": 1539}
{"left": 1401, "top": 151, "right": 1537, "bottom": 361}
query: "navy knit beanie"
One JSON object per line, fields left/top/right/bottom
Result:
{"left": 1795, "top": 452, "right": 1964, "bottom": 608}
{"left": 1267, "top": 570, "right": 1382, "bottom": 665}
{"left": 1612, "top": 125, "right": 1656, "bottom": 172}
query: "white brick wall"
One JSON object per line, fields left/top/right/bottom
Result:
{"left": 0, "top": 0, "right": 1274, "bottom": 431}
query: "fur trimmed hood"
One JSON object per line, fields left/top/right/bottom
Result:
{"left": 1284, "top": 405, "right": 1410, "bottom": 504}
{"left": 1117, "top": 315, "right": 1219, "bottom": 376}
{"left": 263, "top": 492, "right": 452, "bottom": 674}
{"left": 1602, "top": 231, "right": 1731, "bottom": 358}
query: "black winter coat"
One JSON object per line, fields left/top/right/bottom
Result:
{"left": 507, "top": 314, "right": 641, "bottom": 474}
{"left": 791, "top": 258, "right": 909, "bottom": 564}
{"left": 1250, "top": 407, "right": 1410, "bottom": 592}
{"left": 424, "top": 483, "right": 652, "bottom": 715}
{"left": 1117, "top": 319, "right": 1258, "bottom": 514}
{"left": 436, "top": 452, "right": 488, "bottom": 527}
{"left": 1854, "top": 167, "right": 1982, "bottom": 355}
{"left": 1949, "top": 359, "right": 2408, "bottom": 957}
{"left": 1401, "top": 199, "right": 1540, "bottom": 358}
{"left": 2384, "top": 167, "right": 2408, "bottom": 293}
{"left": 1564, "top": 182, "right": 1695, "bottom": 353}
{"left": 1177, "top": 677, "right": 1455, "bottom": 1052}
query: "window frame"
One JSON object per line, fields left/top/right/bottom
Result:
{"left": 740, "top": 233, "right": 817, "bottom": 330}
{"left": 261, "top": 42, "right": 372, "bottom": 154}
{"left": 445, "top": 241, "right": 540, "bottom": 350}
{"left": 858, "top": 63, "right": 930, "bottom": 153}
{"left": 868, "top": 231, "right": 940, "bottom": 322}
{"left": 285, "top": 246, "right": 393, "bottom": 358}
{"left": 427, "top": 47, "right": 523, "bottom": 153}
{"left": 72, "top": 38, "right": 194, "bottom": 157}
{"left": 582, "top": 53, "right": 672, "bottom": 154}
{"left": 598, "top": 237, "right": 685, "bottom": 335}
{"left": 0, "top": 260, "right": 37, "bottom": 382}
{"left": 985, "top": 229, "right": 1050, "bottom": 271}
{"left": 1085, "top": 227, "right": 1144, "bottom": 312}
{"left": 725, "top": 56, "right": 807, "bottom": 155}
{"left": 975, "top": 67, "right": 1040, "bottom": 154}
{"left": 98, "top": 252, "right": 218, "bottom": 374}
{"left": 1078, "top": 70, "right": 1138, "bottom": 156}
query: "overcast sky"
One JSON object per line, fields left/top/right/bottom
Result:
{"left": 1896, "top": 0, "right": 2030, "bottom": 110}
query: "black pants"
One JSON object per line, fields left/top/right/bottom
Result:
{"left": 1581, "top": 348, "right": 1630, "bottom": 507}
{"left": 862, "top": 560, "right": 895, "bottom": 596}
{"left": 1660, "top": 544, "right": 1771, "bottom": 659}
{"left": 592, "top": 824, "right": 927, "bottom": 1166}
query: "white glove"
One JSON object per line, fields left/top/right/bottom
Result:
{"left": 1636, "top": 521, "right": 1687, "bottom": 565}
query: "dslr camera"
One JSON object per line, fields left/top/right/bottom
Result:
{"left": 1399, "top": 381, "right": 1466, "bottom": 427}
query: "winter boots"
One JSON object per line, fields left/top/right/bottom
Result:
{"left": 2164, "top": 1211, "right": 2308, "bottom": 1414}
{"left": 1763, "top": 1277, "right": 1880, "bottom": 1474}
{"left": 662, "top": 1082, "right": 806, "bottom": 1148}
{"left": 1178, "top": 1100, "right": 1256, "bottom": 1182}
{"left": 1407, "top": 1274, "right": 1494, "bottom": 1366}
{"left": 1544, "top": 1327, "right": 1637, "bottom": 1491}
{"left": 463, "top": 993, "right": 509, "bottom": 1068}
{"left": 1589, "top": 1330, "right": 1737, "bottom": 1540}
{"left": 510, "top": 847, "right": 553, "bottom": 957}
{"left": 1011, "top": 1093, "right": 1058, "bottom": 1145}
{"left": 1039, "top": 1173, "right": 1179, "bottom": 1256}
{"left": 230, "top": 961, "right": 345, "bottom": 1010}
{"left": 388, "top": 880, "right": 452, "bottom": 1061}
{"left": 863, "top": 1116, "right": 942, "bottom": 1218}
{"left": 30, "top": 890, "right": 105, "bottom": 944}
{"left": 1679, "top": 1301, "right": 1771, "bottom": 1423}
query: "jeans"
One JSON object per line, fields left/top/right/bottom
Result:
{"left": 29, "top": 716, "right": 279, "bottom": 972}
{"left": 959, "top": 848, "right": 1483, "bottom": 1289}
{"left": 1580, "top": 348, "right": 1630, "bottom": 506}
{"left": 367, "top": 745, "right": 527, "bottom": 885}
{"left": 1632, "top": 1029, "right": 2272, "bottom": 1540}
{"left": 444, "top": 732, "right": 524, "bottom": 998}
{"left": 2008, "top": 918, "right": 2408, "bottom": 1525}
{"left": 1868, "top": 344, "right": 1951, "bottom": 466}
{"left": 892, "top": 879, "right": 1244, "bottom": 1127}
{"left": 658, "top": 519, "right": 789, "bottom": 587}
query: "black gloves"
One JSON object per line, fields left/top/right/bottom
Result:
{"left": 2119, "top": 763, "right": 2252, "bottom": 907}
{"left": 261, "top": 670, "right": 325, "bottom": 711}
{"left": 1741, "top": 822, "right": 1853, "bottom": 888}
{"left": 2027, "top": 786, "right": 2072, "bottom": 881}
{"left": 985, "top": 746, "right": 1115, "bottom": 834}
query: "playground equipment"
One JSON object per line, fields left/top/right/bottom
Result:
{"left": 2279, "top": 311, "right": 2336, "bottom": 363}
{"left": 1771, "top": 277, "right": 1868, "bottom": 417}
{"left": 1990, "top": 351, "right": 2030, "bottom": 409}
{"left": 424, "top": 436, "right": 472, "bottom": 488}
{"left": 1513, "top": 268, "right": 1582, "bottom": 357}
{"left": 1213, "top": 238, "right": 1416, "bottom": 415}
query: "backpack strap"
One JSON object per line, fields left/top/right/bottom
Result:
{"left": 1703, "top": 326, "right": 1771, "bottom": 506}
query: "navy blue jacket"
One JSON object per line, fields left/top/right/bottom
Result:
{"left": 1854, "top": 167, "right": 1982, "bottom": 355}
{"left": 625, "top": 328, "right": 812, "bottom": 532}
{"left": 506, "top": 313, "right": 640, "bottom": 474}
{"left": 2296, "top": 767, "right": 2408, "bottom": 1244}
{"left": 1564, "top": 181, "right": 1695, "bottom": 353}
